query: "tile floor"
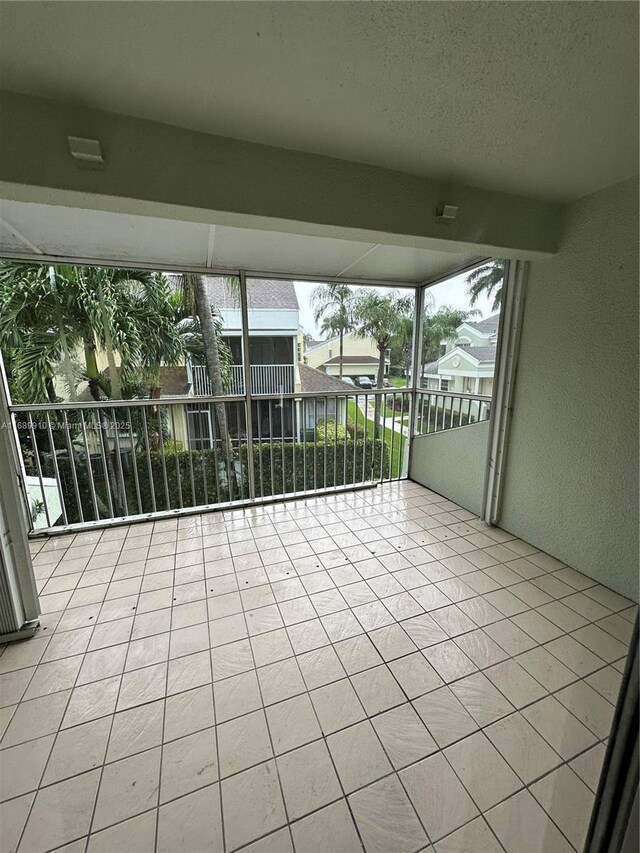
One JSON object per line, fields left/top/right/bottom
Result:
{"left": 0, "top": 481, "right": 636, "bottom": 853}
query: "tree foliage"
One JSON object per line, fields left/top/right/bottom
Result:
{"left": 466, "top": 260, "right": 505, "bottom": 311}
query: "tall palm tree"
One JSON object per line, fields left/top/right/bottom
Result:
{"left": 179, "top": 274, "right": 237, "bottom": 497}
{"left": 466, "top": 260, "right": 505, "bottom": 310}
{"left": 311, "top": 284, "right": 353, "bottom": 379}
{"left": 352, "top": 289, "right": 404, "bottom": 438}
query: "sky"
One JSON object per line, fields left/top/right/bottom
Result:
{"left": 294, "top": 271, "right": 495, "bottom": 338}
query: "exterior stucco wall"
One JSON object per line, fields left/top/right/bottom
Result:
{"left": 305, "top": 333, "right": 379, "bottom": 370}
{"left": 500, "top": 177, "right": 639, "bottom": 601}
{"left": 409, "top": 421, "right": 490, "bottom": 517}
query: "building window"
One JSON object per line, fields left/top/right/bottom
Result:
{"left": 186, "top": 406, "right": 213, "bottom": 449}
{"left": 440, "top": 379, "right": 450, "bottom": 391}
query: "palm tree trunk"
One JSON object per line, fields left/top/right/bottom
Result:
{"left": 193, "top": 275, "right": 237, "bottom": 499}
{"left": 48, "top": 266, "right": 78, "bottom": 402}
{"left": 97, "top": 279, "right": 121, "bottom": 399}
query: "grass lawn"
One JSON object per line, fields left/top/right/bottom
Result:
{"left": 347, "top": 401, "right": 406, "bottom": 478}
{"left": 386, "top": 376, "right": 408, "bottom": 388}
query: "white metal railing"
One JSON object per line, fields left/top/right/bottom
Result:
{"left": 414, "top": 390, "right": 491, "bottom": 435}
{"left": 10, "top": 388, "right": 412, "bottom": 532}
{"left": 192, "top": 364, "right": 295, "bottom": 396}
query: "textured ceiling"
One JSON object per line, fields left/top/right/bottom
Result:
{"left": 0, "top": 2, "right": 637, "bottom": 203}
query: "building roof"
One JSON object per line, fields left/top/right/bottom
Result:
{"left": 323, "top": 355, "right": 379, "bottom": 365}
{"left": 305, "top": 339, "right": 325, "bottom": 350}
{"left": 423, "top": 361, "right": 439, "bottom": 375}
{"left": 464, "top": 314, "right": 500, "bottom": 335}
{"left": 204, "top": 277, "right": 299, "bottom": 310}
{"left": 103, "top": 365, "right": 192, "bottom": 396}
{"left": 298, "top": 363, "right": 356, "bottom": 394}
{"left": 458, "top": 346, "right": 496, "bottom": 363}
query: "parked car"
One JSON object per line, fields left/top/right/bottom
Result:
{"left": 340, "top": 376, "right": 355, "bottom": 386}
{"left": 356, "top": 376, "right": 374, "bottom": 389}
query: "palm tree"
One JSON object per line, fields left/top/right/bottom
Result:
{"left": 422, "top": 306, "right": 480, "bottom": 363}
{"left": 352, "top": 290, "right": 404, "bottom": 438}
{"left": 311, "top": 284, "right": 353, "bottom": 379}
{"left": 179, "top": 274, "right": 237, "bottom": 497}
{"left": 466, "top": 260, "right": 505, "bottom": 310}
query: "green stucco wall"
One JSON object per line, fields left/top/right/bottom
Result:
{"left": 500, "top": 177, "right": 639, "bottom": 601}
{"left": 409, "top": 421, "right": 490, "bottom": 517}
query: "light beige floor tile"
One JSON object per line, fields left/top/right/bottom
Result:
{"left": 483, "top": 658, "right": 546, "bottom": 710}
{"left": 569, "top": 742, "right": 606, "bottom": 792}
{"left": 124, "top": 633, "right": 170, "bottom": 672}
{"left": 486, "top": 789, "right": 573, "bottom": 853}
{"left": 93, "top": 748, "right": 161, "bottom": 831}
{"left": 291, "top": 800, "right": 361, "bottom": 853}
{"left": 333, "top": 634, "right": 383, "bottom": 675}
{"left": 265, "top": 693, "right": 322, "bottom": 754}
{"left": 2, "top": 689, "right": 70, "bottom": 747}
{"left": 351, "top": 665, "right": 405, "bottom": 716}
{"left": 311, "top": 678, "right": 367, "bottom": 733}
{"left": 414, "top": 685, "right": 478, "bottom": 748}
{"left": 23, "top": 655, "right": 83, "bottom": 700}
{"left": 445, "top": 731, "right": 522, "bottom": 811}
{"left": 214, "top": 669, "right": 262, "bottom": 722}
{"left": 0, "top": 735, "right": 54, "bottom": 802}
{"left": 522, "top": 695, "right": 598, "bottom": 759}
{"left": 157, "top": 783, "right": 222, "bottom": 853}
{"left": 250, "top": 628, "right": 295, "bottom": 667}
{"left": 163, "top": 683, "right": 214, "bottom": 742}
{"left": 257, "top": 656, "right": 306, "bottom": 705}
{"left": 516, "top": 647, "right": 575, "bottom": 692}
{"left": 484, "top": 618, "right": 537, "bottom": 655}
{"left": 221, "top": 760, "right": 286, "bottom": 851}
{"left": 88, "top": 809, "right": 157, "bottom": 853}
{"left": 77, "top": 644, "right": 128, "bottom": 686}
{"left": 423, "top": 640, "right": 477, "bottom": 683}
{"left": 435, "top": 816, "right": 503, "bottom": 853}
{"left": 43, "top": 716, "right": 111, "bottom": 785}
{"left": 166, "top": 649, "right": 211, "bottom": 695}
{"left": 530, "top": 764, "right": 594, "bottom": 851}
{"left": 160, "top": 727, "right": 218, "bottom": 802}
{"left": 571, "top": 624, "right": 628, "bottom": 663}
{"left": 372, "top": 703, "right": 438, "bottom": 769}
{"left": 107, "top": 700, "right": 164, "bottom": 763}
{"left": 297, "top": 645, "right": 346, "bottom": 690}
{"left": 350, "top": 774, "right": 428, "bottom": 853}
{"left": 211, "top": 638, "right": 254, "bottom": 681}
{"left": 388, "top": 651, "right": 443, "bottom": 699}
{"left": 485, "top": 713, "right": 562, "bottom": 784}
{"left": 0, "top": 791, "right": 35, "bottom": 853}
{"left": 401, "top": 751, "right": 478, "bottom": 842}
{"left": 555, "top": 681, "right": 615, "bottom": 738}
{"left": 19, "top": 769, "right": 101, "bottom": 853}
{"left": 117, "top": 661, "right": 167, "bottom": 711}
{"left": 277, "top": 739, "right": 342, "bottom": 819}
{"left": 218, "top": 709, "right": 273, "bottom": 776}
{"left": 450, "top": 672, "right": 514, "bottom": 726}
{"left": 327, "top": 720, "right": 392, "bottom": 793}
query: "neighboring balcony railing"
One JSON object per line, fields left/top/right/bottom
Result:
{"left": 413, "top": 390, "right": 492, "bottom": 435}
{"left": 191, "top": 364, "right": 295, "bottom": 396}
{"left": 10, "top": 388, "right": 412, "bottom": 532}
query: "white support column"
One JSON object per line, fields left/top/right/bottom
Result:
{"left": 482, "top": 260, "right": 528, "bottom": 525}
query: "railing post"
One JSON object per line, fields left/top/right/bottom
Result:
{"left": 239, "top": 271, "right": 256, "bottom": 500}
{"left": 407, "top": 284, "right": 424, "bottom": 478}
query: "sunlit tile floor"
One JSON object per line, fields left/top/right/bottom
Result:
{"left": 0, "top": 482, "right": 636, "bottom": 853}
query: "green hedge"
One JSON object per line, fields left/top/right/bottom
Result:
{"left": 36, "top": 438, "right": 386, "bottom": 525}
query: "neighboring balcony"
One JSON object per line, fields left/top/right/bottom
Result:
{"left": 191, "top": 363, "right": 296, "bottom": 396}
